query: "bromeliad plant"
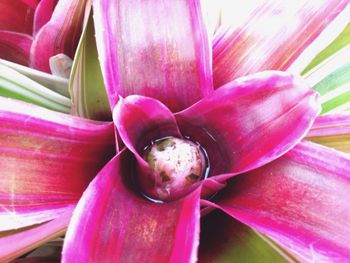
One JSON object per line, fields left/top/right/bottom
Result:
{"left": 1, "top": 0, "right": 350, "bottom": 262}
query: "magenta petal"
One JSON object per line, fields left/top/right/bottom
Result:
{"left": 62, "top": 150, "right": 201, "bottom": 262}
{"left": 0, "top": 31, "right": 32, "bottom": 66}
{"left": 113, "top": 95, "right": 181, "bottom": 163}
{"left": 0, "top": 97, "right": 115, "bottom": 230}
{"left": 0, "top": 0, "right": 36, "bottom": 35}
{"left": 0, "top": 207, "right": 73, "bottom": 262}
{"left": 30, "top": 0, "right": 86, "bottom": 73}
{"left": 176, "top": 71, "right": 320, "bottom": 176}
{"left": 216, "top": 141, "right": 350, "bottom": 261}
{"left": 93, "top": 0, "right": 213, "bottom": 112}
{"left": 33, "top": 0, "right": 57, "bottom": 36}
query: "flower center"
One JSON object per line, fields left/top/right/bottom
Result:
{"left": 140, "top": 137, "right": 208, "bottom": 202}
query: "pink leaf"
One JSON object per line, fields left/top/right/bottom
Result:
{"left": 306, "top": 114, "right": 350, "bottom": 153}
{"left": 62, "top": 150, "right": 201, "bottom": 262}
{"left": 0, "top": 97, "right": 115, "bottom": 230}
{"left": 30, "top": 0, "right": 86, "bottom": 73}
{"left": 93, "top": 0, "right": 213, "bottom": 112}
{"left": 176, "top": 71, "right": 320, "bottom": 178}
{"left": 308, "top": 114, "right": 350, "bottom": 137}
{"left": 213, "top": 0, "right": 350, "bottom": 88}
{"left": 0, "top": 0, "right": 36, "bottom": 34}
{"left": 33, "top": 0, "right": 58, "bottom": 36}
{"left": 215, "top": 141, "right": 350, "bottom": 261}
{"left": 0, "top": 207, "right": 73, "bottom": 262}
{"left": 113, "top": 95, "right": 181, "bottom": 165}
{"left": 0, "top": 31, "right": 32, "bottom": 66}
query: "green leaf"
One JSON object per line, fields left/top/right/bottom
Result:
{"left": 301, "top": 23, "right": 350, "bottom": 114}
{"left": 0, "top": 59, "right": 70, "bottom": 98}
{"left": 0, "top": 64, "right": 71, "bottom": 113}
{"left": 311, "top": 61, "right": 350, "bottom": 114}
{"left": 69, "top": 4, "right": 111, "bottom": 121}
{"left": 302, "top": 23, "right": 350, "bottom": 75}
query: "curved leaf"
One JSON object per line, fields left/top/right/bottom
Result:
{"left": 311, "top": 61, "right": 350, "bottom": 114}
{"left": 0, "top": 207, "right": 73, "bottom": 262}
{"left": 0, "top": 31, "right": 32, "bottom": 66}
{"left": 0, "top": 97, "right": 115, "bottom": 230}
{"left": 0, "top": 0, "right": 36, "bottom": 34}
{"left": 212, "top": 0, "right": 350, "bottom": 88}
{"left": 62, "top": 150, "right": 201, "bottom": 262}
{"left": 70, "top": 7, "right": 110, "bottom": 120}
{"left": 113, "top": 95, "right": 181, "bottom": 164}
{"left": 176, "top": 71, "right": 319, "bottom": 178}
{"left": 307, "top": 114, "right": 350, "bottom": 153}
{"left": 0, "top": 63, "right": 70, "bottom": 113}
{"left": 215, "top": 141, "right": 350, "bottom": 262}
{"left": 93, "top": 0, "right": 213, "bottom": 112}
{"left": 30, "top": 0, "right": 86, "bottom": 73}
{"left": 303, "top": 22, "right": 350, "bottom": 74}
{"left": 33, "top": 0, "right": 57, "bottom": 36}
{"left": 0, "top": 59, "right": 70, "bottom": 98}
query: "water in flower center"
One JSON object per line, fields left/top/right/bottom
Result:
{"left": 140, "top": 137, "right": 209, "bottom": 202}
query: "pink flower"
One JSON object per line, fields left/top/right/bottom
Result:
{"left": 1, "top": 0, "right": 350, "bottom": 262}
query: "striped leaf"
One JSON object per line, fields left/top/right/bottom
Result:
{"left": 70, "top": 3, "right": 111, "bottom": 121}
{"left": 0, "top": 63, "right": 70, "bottom": 113}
